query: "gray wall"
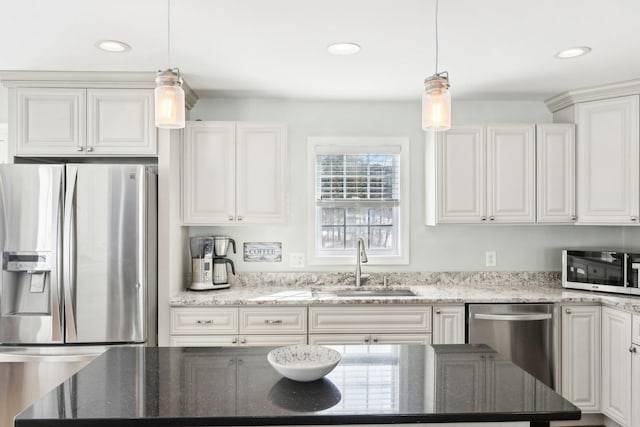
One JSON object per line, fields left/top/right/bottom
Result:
{"left": 188, "top": 98, "right": 624, "bottom": 272}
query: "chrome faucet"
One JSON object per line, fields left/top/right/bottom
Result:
{"left": 355, "top": 237, "right": 369, "bottom": 287}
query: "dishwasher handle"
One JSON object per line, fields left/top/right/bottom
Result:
{"left": 474, "top": 313, "right": 552, "bottom": 321}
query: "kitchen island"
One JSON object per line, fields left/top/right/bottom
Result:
{"left": 15, "top": 344, "right": 579, "bottom": 427}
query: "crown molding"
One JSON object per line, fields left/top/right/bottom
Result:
{"left": 545, "top": 78, "right": 640, "bottom": 112}
{"left": 0, "top": 70, "right": 199, "bottom": 110}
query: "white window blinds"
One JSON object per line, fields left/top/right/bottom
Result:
{"left": 315, "top": 151, "right": 401, "bottom": 208}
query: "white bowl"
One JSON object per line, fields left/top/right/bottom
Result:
{"left": 267, "top": 345, "right": 342, "bottom": 382}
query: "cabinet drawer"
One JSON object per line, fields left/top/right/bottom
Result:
{"left": 239, "top": 307, "right": 307, "bottom": 334}
{"left": 309, "top": 306, "right": 432, "bottom": 333}
{"left": 170, "top": 308, "right": 238, "bottom": 335}
{"left": 240, "top": 335, "right": 307, "bottom": 346}
{"left": 170, "top": 335, "right": 238, "bottom": 347}
{"left": 633, "top": 314, "right": 640, "bottom": 345}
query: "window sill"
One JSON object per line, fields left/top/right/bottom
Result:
{"left": 306, "top": 253, "right": 409, "bottom": 266}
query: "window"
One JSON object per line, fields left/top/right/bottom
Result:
{"left": 307, "top": 137, "right": 409, "bottom": 265}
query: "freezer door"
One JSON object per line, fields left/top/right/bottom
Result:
{"left": 64, "top": 165, "right": 147, "bottom": 343}
{"left": 0, "top": 165, "right": 64, "bottom": 344}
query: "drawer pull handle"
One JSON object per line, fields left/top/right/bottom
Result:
{"left": 264, "top": 319, "right": 283, "bottom": 324}
{"left": 372, "top": 338, "right": 379, "bottom": 343}
{"left": 435, "top": 309, "right": 441, "bottom": 314}
{"left": 240, "top": 338, "right": 246, "bottom": 344}
{"left": 231, "top": 338, "right": 237, "bottom": 344}
{"left": 565, "top": 308, "right": 572, "bottom": 314}
{"left": 630, "top": 346, "right": 637, "bottom": 354}
{"left": 364, "top": 337, "right": 370, "bottom": 343}
{"left": 196, "top": 320, "right": 213, "bottom": 325}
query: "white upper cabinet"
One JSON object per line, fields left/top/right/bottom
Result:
{"left": 486, "top": 124, "right": 536, "bottom": 223}
{"left": 576, "top": 95, "right": 640, "bottom": 224}
{"left": 435, "top": 125, "right": 486, "bottom": 223}
{"left": 14, "top": 88, "right": 86, "bottom": 155}
{"left": 86, "top": 89, "right": 156, "bottom": 155}
{"left": 13, "top": 87, "right": 156, "bottom": 156}
{"left": 235, "top": 123, "right": 288, "bottom": 224}
{"left": 536, "top": 124, "right": 576, "bottom": 223}
{"left": 182, "top": 122, "right": 236, "bottom": 224}
{"left": 182, "top": 121, "right": 288, "bottom": 225}
{"left": 428, "top": 124, "right": 536, "bottom": 224}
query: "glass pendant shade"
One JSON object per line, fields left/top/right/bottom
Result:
{"left": 154, "top": 69, "right": 185, "bottom": 129}
{"left": 422, "top": 74, "right": 451, "bottom": 131}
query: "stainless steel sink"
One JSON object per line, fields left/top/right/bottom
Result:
{"left": 313, "top": 289, "right": 416, "bottom": 297}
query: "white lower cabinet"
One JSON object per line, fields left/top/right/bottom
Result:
{"left": 560, "top": 305, "right": 601, "bottom": 412}
{"left": 602, "top": 307, "right": 632, "bottom": 426}
{"left": 308, "top": 305, "right": 432, "bottom": 345}
{"left": 432, "top": 305, "right": 465, "bottom": 344}
{"left": 633, "top": 314, "right": 640, "bottom": 427}
{"left": 169, "top": 306, "right": 307, "bottom": 347}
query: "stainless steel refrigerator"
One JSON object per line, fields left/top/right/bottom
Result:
{"left": 0, "top": 163, "right": 157, "bottom": 427}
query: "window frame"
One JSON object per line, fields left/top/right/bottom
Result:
{"left": 307, "top": 137, "right": 410, "bottom": 265}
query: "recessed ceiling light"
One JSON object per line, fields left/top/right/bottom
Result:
{"left": 95, "top": 40, "right": 131, "bottom": 53}
{"left": 555, "top": 46, "right": 591, "bottom": 59}
{"left": 327, "top": 42, "right": 361, "bottom": 56}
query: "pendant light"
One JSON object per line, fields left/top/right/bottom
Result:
{"left": 155, "top": 0, "right": 185, "bottom": 129}
{"left": 422, "top": 0, "right": 451, "bottom": 132}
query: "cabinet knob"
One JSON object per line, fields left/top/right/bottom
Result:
{"left": 237, "top": 216, "right": 244, "bottom": 221}
{"left": 364, "top": 337, "right": 370, "bottom": 343}
{"left": 196, "top": 319, "right": 213, "bottom": 325}
{"left": 630, "top": 346, "right": 637, "bottom": 353}
{"left": 632, "top": 217, "right": 638, "bottom": 222}
{"left": 76, "top": 147, "right": 84, "bottom": 152}
{"left": 565, "top": 308, "right": 572, "bottom": 314}
{"left": 372, "top": 338, "right": 379, "bottom": 343}
{"left": 571, "top": 216, "right": 577, "bottom": 221}
{"left": 481, "top": 217, "right": 487, "bottom": 221}
{"left": 86, "top": 147, "right": 94, "bottom": 152}
{"left": 240, "top": 338, "right": 246, "bottom": 344}
{"left": 228, "top": 215, "right": 234, "bottom": 221}
{"left": 435, "top": 309, "right": 441, "bottom": 314}
{"left": 264, "top": 319, "right": 283, "bottom": 324}
{"left": 489, "top": 216, "right": 495, "bottom": 221}
{"left": 231, "top": 337, "right": 237, "bottom": 344}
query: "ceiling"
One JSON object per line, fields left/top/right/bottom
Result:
{"left": 2, "top": 0, "right": 639, "bottom": 101}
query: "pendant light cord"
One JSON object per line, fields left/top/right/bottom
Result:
{"left": 167, "top": 0, "right": 172, "bottom": 69}
{"left": 434, "top": 0, "right": 439, "bottom": 75}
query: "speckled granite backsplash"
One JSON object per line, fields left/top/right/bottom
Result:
{"left": 225, "top": 271, "right": 562, "bottom": 289}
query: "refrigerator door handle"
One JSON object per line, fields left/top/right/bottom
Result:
{"left": 63, "top": 166, "right": 78, "bottom": 341}
{"left": 52, "top": 170, "right": 64, "bottom": 342}
{"left": 136, "top": 166, "right": 147, "bottom": 338}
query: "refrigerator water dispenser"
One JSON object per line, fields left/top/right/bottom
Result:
{"left": 1, "top": 252, "right": 52, "bottom": 315}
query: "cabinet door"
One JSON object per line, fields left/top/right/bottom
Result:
{"left": 561, "top": 305, "right": 600, "bottom": 412}
{"left": 486, "top": 124, "right": 536, "bottom": 222}
{"left": 602, "top": 307, "right": 632, "bottom": 426}
{"left": 435, "top": 353, "right": 485, "bottom": 412}
{"left": 576, "top": 96, "right": 640, "bottom": 224}
{"left": 86, "top": 89, "right": 156, "bottom": 155}
{"left": 632, "top": 344, "right": 640, "bottom": 427}
{"left": 536, "top": 124, "right": 576, "bottom": 223}
{"left": 182, "top": 122, "right": 236, "bottom": 224}
{"left": 432, "top": 305, "right": 465, "bottom": 344}
{"left": 235, "top": 122, "right": 288, "bottom": 224}
{"left": 436, "top": 125, "right": 486, "bottom": 223}
{"left": 14, "top": 88, "right": 86, "bottom": 155}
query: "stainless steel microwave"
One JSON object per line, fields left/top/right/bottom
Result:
{"left": 562, "top": 249, "right": 640, "bottom": 295}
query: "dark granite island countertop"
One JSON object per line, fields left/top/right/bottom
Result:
{"left": 16, "top": 344, "right": 580, "bottom": 427}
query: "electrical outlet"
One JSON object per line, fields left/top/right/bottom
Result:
{"left": 290, "top": 253, "right": 305, "bottom": 268}
{"left": 485, "top": 251, "right": 497, "bottom": 267}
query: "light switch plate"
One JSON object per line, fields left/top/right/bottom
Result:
{"left": 485, "top": 251, "right": 497, "bottom": 267}
{"left": 290, "top": 253, "right": 305, "bottom": 268}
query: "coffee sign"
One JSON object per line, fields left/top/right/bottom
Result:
{"left": 243, "top": 242, "right": 282, "bottom": 262}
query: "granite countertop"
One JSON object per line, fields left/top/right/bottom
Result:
{"left": 16, "top": 345, "right": 580, "bottom": 427}
{"left": 170, "top": 272, "right": 640, "bottom": 313}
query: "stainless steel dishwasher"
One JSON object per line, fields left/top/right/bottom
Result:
{"left": 467, "top": 303, "right": 556, "bottom": 389}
